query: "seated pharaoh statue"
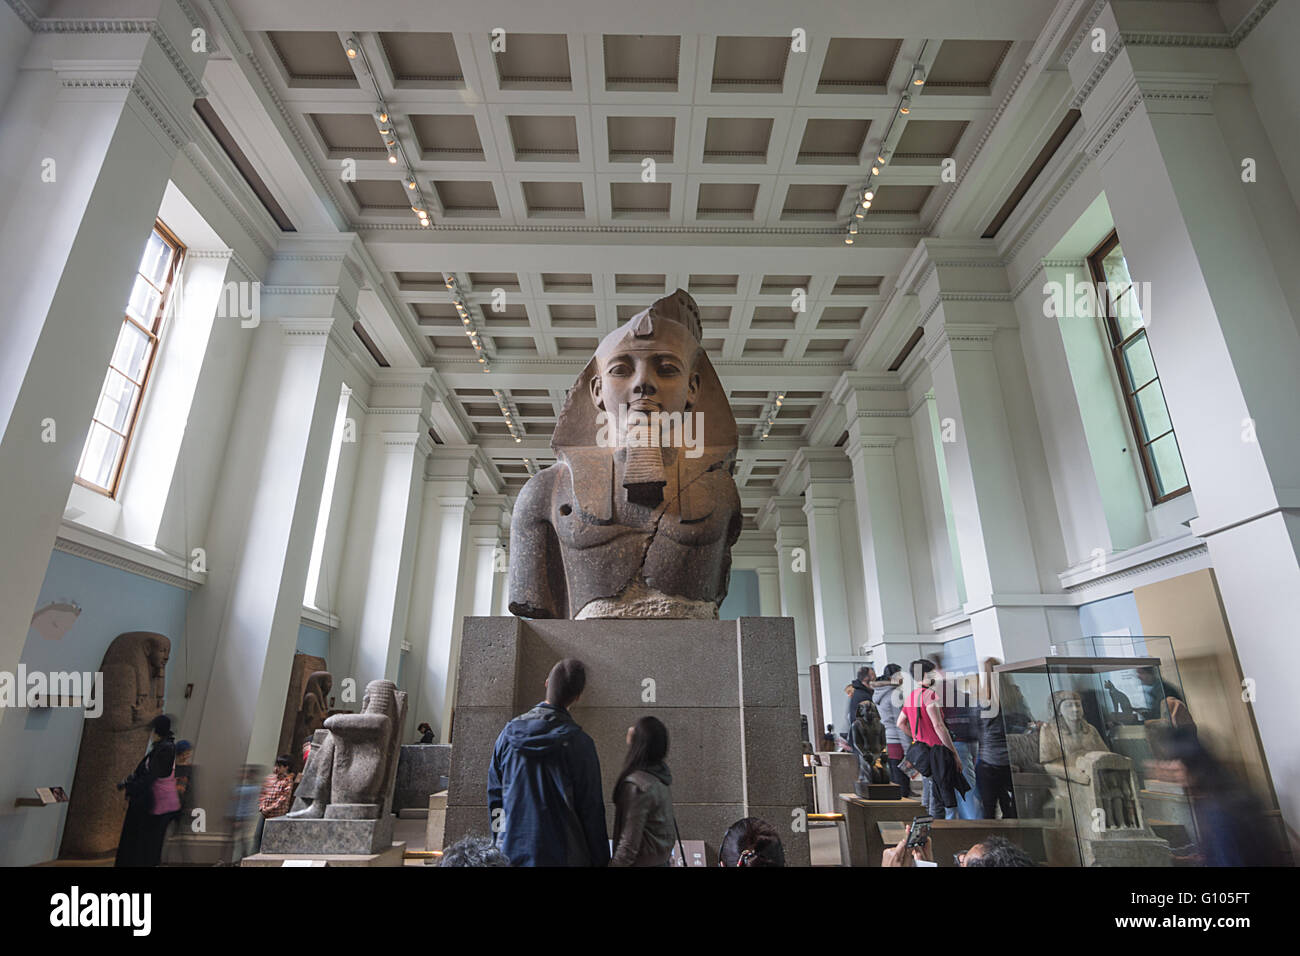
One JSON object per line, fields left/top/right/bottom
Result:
{"left": 508, "top": 289, "right": 742, "bottom": 620}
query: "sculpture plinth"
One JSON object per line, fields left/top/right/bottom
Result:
{"left": 444, "top": 616, "right": 811, "bottom": 866}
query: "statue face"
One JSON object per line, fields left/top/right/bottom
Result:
{"left": 148, "top": 642, "right": 169, "bottom": 671}
{"left": 590, "top": 348, "right": 700, "bottom": 420}
{"left": 1060, "top": 697, "right": 1083, "bottom": 728}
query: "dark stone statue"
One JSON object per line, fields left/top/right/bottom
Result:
{"left": 289, "top": 671, "right": 331, "bottom": 772}
{"left": 508, "top": 289, "right": 741, "bottom": 619}
{"left": 60, "top": 632, "right": 169, "bottom": 858}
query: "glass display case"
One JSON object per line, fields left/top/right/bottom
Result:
{"left": 994, "top": 656, "right": 1197, "bottom": 866}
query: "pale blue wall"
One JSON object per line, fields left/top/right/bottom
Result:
{"left": 296, "top": 623, "right": 329, "bottom": 659}
{"left": 1078, "top": 592, "right": 1144, "bottom": 638}
{"left": 719, "top": 568, "right": 760, "bottom": 620}
{"left": 0, "top": 550, "right": 189, "bottom": 867}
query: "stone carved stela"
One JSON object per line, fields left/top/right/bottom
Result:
{"left": 508, "top": 289, "right": 742, "bottom": 620}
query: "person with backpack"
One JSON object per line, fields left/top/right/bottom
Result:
{"left": 488, "top": 659, "right": 609, "bottom": 866}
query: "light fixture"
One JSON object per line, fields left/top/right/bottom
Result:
{"left": 344, "top": 35, "right": 360, "bottom": 59}
{"left": 863, "top": 188, "right": 875, "bottom": 201}
{"left": 406, "top": 177, "right": 417, "bottom": 191}
{"left": 848, "top": 221, "right": 859, "bottom": 235}
{"left": 871, "top": 164, "right": 880, "bottom": 176}
{"left": 898, "top": 95, "right": 911, "bottom": 115}
{"left": 854, "top": 206, "right": 865, "bottom": 220}
{"left": 386, "top": 148, "right": 398, "bottom": 165}
{"left": 375, "top": 109, "right": 389, "bottom": 124}
{"left": 844, "top": 234, "right": 854, "bottom": 245}
{"left": 912, "top": 66, "right": 926, "bottom": 86}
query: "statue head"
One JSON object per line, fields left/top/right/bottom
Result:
{"left": 361, "top": 679, "right": 399, "bottom": 717}
{"left": 146, "top": 636, "right": 170, "bottom": 673}
{"left": 1051, "top": 690, "right": 1085, "bottom": 731}
{"left": 304, "top": 671, "right": 332, "bottom": 701}
{"left": 588, "top": 290, "right": 703, "bottom": 433}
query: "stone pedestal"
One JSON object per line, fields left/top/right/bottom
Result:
{"left": 240, "top": 842, "right": 406, "bottom": 868}
{"left": 261, "top": 813, "right": 395, "bottom": 856}
{"left": 444, "top": 616, "right": 810, "bottom": 866}
{"left": 394, "top": 744, "right": 452, "bottom": 811}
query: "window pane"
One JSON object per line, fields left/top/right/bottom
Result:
{"left": 1149, "top": 431, "right": 1189, "bottom": 497}
{"left": 93, "top": 368, "right": 140, "bottom": 434}
{"left": 1100, "top": 244, "right": 1145, "bottom": 340}
{"left": 139, "top": 231, "right": 172, "bottom": 288}
{"left": 77, "top": 422, "right": 124, "bottom": 490}
{"left": 126, "top": 277, "right": 161, "bottom": 325}
{"left": 110, "top": 321, "right": 153, "bottom": 383}
{"left": 1133, "top": 380, "right": 1173, "bottom": 442}
{"left": 1122, "top": 333, "right": 1158, "bottom": 391}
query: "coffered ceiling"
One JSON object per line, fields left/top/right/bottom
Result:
{"left": 199, "top": 0, "right": 1083, "bottom": 514}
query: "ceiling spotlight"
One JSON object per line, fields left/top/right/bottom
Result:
{"left": 844, "top": 234, "right": 854, "bottom": 245}
{"left": 444, "top": 276, "right": 455, "bottom": 289}
{"left": 386, "top": 147, "right": 398, "bottom": 165}
{"left": 912, "top": 66, "right": 926, "bottom": 86}
{"left": 376, "top": 109, "right": 389, "bottom": 124}
{"left": 898, "top": 95, "right": 911, "bottom": 115}
{"left": 864, "top": 188, "right": 875, "bottom": 201}
{"left": 406, "top": 177, "right": 417, "bottom": 190}
{"left": 871, "top": 164, "right": 880, "bottom": 176}
{"left": 420, "top": 218, "right": 431, "bottom": 227}
{"left": 877, "top": 152, "right": 888, "bottom": 165}
{"left": 344, "top": 35, "right": 360, "bottom": 59}
{"left": 854, "top": 206, "right": 865, "bottom": 219}
{"left": 848, "top": 221, "right": 859, "bottom": 235}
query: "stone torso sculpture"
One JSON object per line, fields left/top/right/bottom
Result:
{"left": 509, "top": 289, "right": 742, "bottom": 620}
{"left": 60, "top": 633, "right": 169, "bottom": 858}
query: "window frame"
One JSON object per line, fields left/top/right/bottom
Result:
{"left": 74, "top": 219, "right": 186, "bottom": 498}
{"left": 1086, "top": 230, "right": 1190, "bottom": 504}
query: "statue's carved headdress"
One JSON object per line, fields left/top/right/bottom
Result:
{"left": 551, "top": 289, "right": 737, "bottom": 520}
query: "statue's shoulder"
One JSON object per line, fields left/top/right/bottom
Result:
{"left": 514, "top": 461, "right": 568, "bottom": 516}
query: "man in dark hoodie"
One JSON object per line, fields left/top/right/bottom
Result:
{"left": 488, "top": 658, "right": 610, "bottom": 866}
{"left": 846, "top": 666, "right": 875, "bottom": 744}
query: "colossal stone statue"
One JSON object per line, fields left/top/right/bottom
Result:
{"left": 508, "top": 289, "right": 742, "bottom": 620}
{"left": 60, "top": 632, "right": 170, "bottom": 858}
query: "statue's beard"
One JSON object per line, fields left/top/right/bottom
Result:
{"left": 623, "top": 443, "right": 666, "bottom": 506}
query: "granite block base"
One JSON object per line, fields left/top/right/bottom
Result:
{"left": 445, "top": 616, "right": 810, "bottom": 866}
{"left": 394, "top": 744, "right": 453, "bottom": 811}
{"left": 240, "top": 842, "right": 406, "bottom": 868}
{"left": 261, "top": 813, "right": 395, "bottom": 856}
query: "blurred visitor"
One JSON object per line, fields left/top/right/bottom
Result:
{"left": 975, "top": 658, "right": 1016, "bottom": 819}
{"left": 254, "top": 754, "right": 295, "bottom": 851}
{"left": 228, "top": 764, "right": 262, "bottom": 863}
{"left": 873, "top": 664, "right": 913, "bottom": 796}
{"left": 417, "top": 722, "right": 435, "bottom": 744}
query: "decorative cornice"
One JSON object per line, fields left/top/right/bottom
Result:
{"left": 182, "top": 140, "right": 275, "bottom": 259}
{"left": 356, "top": 221, "right": 926, "bottom": 237}
{"left": 54, "top": 535, "right": 200, "bottom": 592}
{"left": 1003, "top": 153, "right": 1091, "bottom": 264}
{"left": 1064, "top": 543, "right": 1209, "bottom": 596}
{"left": 927, "top": 61, "right": 1033, "bottom": 230}
{"left": 1063, "top": 0, "right": 1109, "bottom": 66}
{"left": 1070, "top": 33, "right": 1125, "bottom": 109}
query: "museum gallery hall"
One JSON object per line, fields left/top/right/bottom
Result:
{"left": 0, "top": 0, "right": 1296, "bottom": 876}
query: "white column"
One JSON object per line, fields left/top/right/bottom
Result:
{"left": 792, "top": 449, "right": 864, "bottom": 735}
{"left": 1069, "top": 5, "right": 1300, "bottom": 830}
{"left": 833, "top": 375, "right": 929, "bottom": 666}
{"left": 0, "top": 4, "right": 207, "bottom": 726}
{"left": 759, "top": 497, "right": 819, "bottom": 734}
{"left": 405, "top": 449, "right": 478, "bottom": 742}
{"left": 333, "top": 372, "right": 436, "bottom": 692}
{"left": 921, "top": 305, "right": 1055, "bottom": 665}
{"left": 184, "top": 255, "right": 362, "bottom": 851}
{"left": 755, "top": 566, "right": 780, "bottom": 617}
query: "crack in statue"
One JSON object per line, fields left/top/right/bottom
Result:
{"left": 508, "top": 289, "right": 742, "bottom": 620}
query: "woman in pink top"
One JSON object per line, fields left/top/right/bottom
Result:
{"left": 897, "top": 659, "right": 963, "bottom": 818}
